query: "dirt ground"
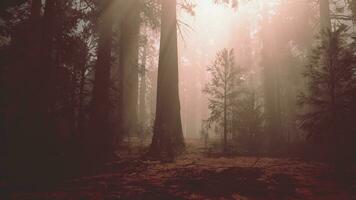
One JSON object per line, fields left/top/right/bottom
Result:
{"left": 2, "top": 139, "right": 356, "bottom": 200}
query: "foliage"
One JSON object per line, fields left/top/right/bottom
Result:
{"left": 204, "top": 48, "right": 243, "bottom": 127}
{"left": 232, "top": 90, "right": 263, "bottom": 153}
{"left": 298, "top": 25, "right": 356, "bottom": 151}
{"left": 214, "top": 0, "right": 239, "bottom": 8}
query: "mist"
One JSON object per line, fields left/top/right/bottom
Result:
{"left": 0, "top": 0, "right": 356, "bottom": 199}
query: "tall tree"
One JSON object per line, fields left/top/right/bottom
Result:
{"left": 118, "top": 0, "right": 141, "bottom": 143}
{"left": 2, "top": 0, "right": 44, "bottom": 181}
{"left": 2, "top": 0, "right": 67, "bottom": 181}
{"left": 148, "top": 0, "right": 185, "bottom": 160}
{"left": 88, "top": 0, "right": 114, "bottom": 163}
{"left": 298, "top": 25, "right": 355, "bottom": 162}
{"left": 41, "top": 0, "right": 57, "bottom": 115}
{"left": 138, "top": 34, "right": 148, "bottom": 130}
{"left": 260, "top": 10, "right": 283, "bottom": 154}
{"left": 204, "top": 49, "right": 243, "bottom": 153}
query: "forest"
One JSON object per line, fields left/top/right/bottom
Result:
{"left": 0, "top": 0, "right": 356, "bottom": 199}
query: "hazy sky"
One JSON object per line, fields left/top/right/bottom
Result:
{"left": 177, "top": 0, "right": 278, "bottom": 137}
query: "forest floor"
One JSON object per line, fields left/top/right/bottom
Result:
{"left": 2, "top": 139, "right": 356, "bottom": 200}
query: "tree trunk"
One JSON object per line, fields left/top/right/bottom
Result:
{"left": 320, "top": 0, "right": 331, "bottom": 30}
{"left": 223, "top": 64, "right": 227, "bottom": 153}
{"left": 29, "top": 0, "right": 41, "bottom": 21}
{"left": 261, "top": 17, "right": 283, "bottom": 154}
{"left": 139, "top": 41, "right": 147, "bottom": 129}
{"left": 118, "top": 0, "right": 140, "bottom": 143}
{"left": 148, "top": 0, "right": 185, "bottom": 161}
{"left": 88, "top": 0, "right": 114, "bottom": 163}
{"left": 77, "top": 63, "right": 86, "bottom": 136}
{"left": 3, "top": 0, "right": 61, "bottom": 181}
{"left": 41, "top": 0, "right": 57, "bottom": 116}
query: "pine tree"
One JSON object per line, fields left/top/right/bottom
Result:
{"left": 204, "top": 48, "right": 243, "bottom": 153}
{"left": 298, "top": 25, "right": 355, "bottom": 161}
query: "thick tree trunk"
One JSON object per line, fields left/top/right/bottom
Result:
{"left": 30, "top": 0, "right": 41, "bottom": 21}
{"left": 148, "top": 0, "right": 185, "bottom": 161}
{"left": 22, "top": 0, "right": 57, "bottom": 137}
{"left": 88, "top": 1, "right": 114, "bottom": 163}
{"left": 26, "top": 0, "right": 42, "bottom": 90}
{"left": 3, "top": 0, "right": 61, "bottom": 181}
{"left": 41, "top": 0, "right": 57, "bottom": 115}
{"left": 118, "top": 0, "right": 140, "bottom": 143}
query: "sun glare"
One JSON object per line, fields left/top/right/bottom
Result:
{"left": 179, "top": 0, "right": 280, "bottom": 49}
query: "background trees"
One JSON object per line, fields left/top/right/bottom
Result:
{"left": 0, "top": 0, "right": 102, "bottom": 181}
{"left": 0, "top": 0, "right": 164, "bottom": 180}
{"left": 0, "top": 0, "right": 356, "bottom": 185}
{"left": 232, "top": 90, "right": 263, "bottom": 154}
{"left": 87, "top": 0, "right": 115, "bottom": 165}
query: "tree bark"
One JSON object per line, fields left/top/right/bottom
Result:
{"left": 223, "top": 62, "right": 227, "bottom": 153}
{"left": 148, "top": 0, "right": 185, "bottom": 160}
{"left": 88, "top": 0, "right": 114, "bottom": 163}
{"left": 139, "top": 41, "right": 148, "bottom": 128}
{"left": 77, "top": 63, "right": 86, "bottom": 136}
{"left": 118, "top": 0, "right": 140, "bottom": 143}
{"left": 41, "top": 0, "right": 57, "bottom": 115}
{"left": 260, "top": 16, "right": 283, "bottom": 154}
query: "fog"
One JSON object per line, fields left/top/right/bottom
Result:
{"left": 1, "top": 0, "right": 356, "bottom": 199}
{"left": 178, "top": 1, "right": 235, "bottom": 138}
{"left": 177, "top": 0, "right": 289, "bottom": 138}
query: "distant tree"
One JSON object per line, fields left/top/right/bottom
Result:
{"left": 204, "top": 48, "right": 243, "bottom": 153}
{"left": 117, "top": 0, "right": 141, "bottom": 143}
{"left": 200, "top": 121, "right": 210, "bottom": 149}
{"left": 232, "top": 90, "right": 263, "bottom": 154}
{"left": 115, "top": 0, "right": 159, "bottom": 144}
{"left": 298, "top": 25, "right": 356, "bottom": 162}
{"left": 138, "top": 33, "right": 149, "bottom": 136}
{"left": 137, "top": 27, "right": 159, "bottom": 141}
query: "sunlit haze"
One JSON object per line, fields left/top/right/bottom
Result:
{"left": 2, "top": 0, "right": 356, "bottom": 198}
{"left": 178, "top": 0, "right": 279, "bottom": 138}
